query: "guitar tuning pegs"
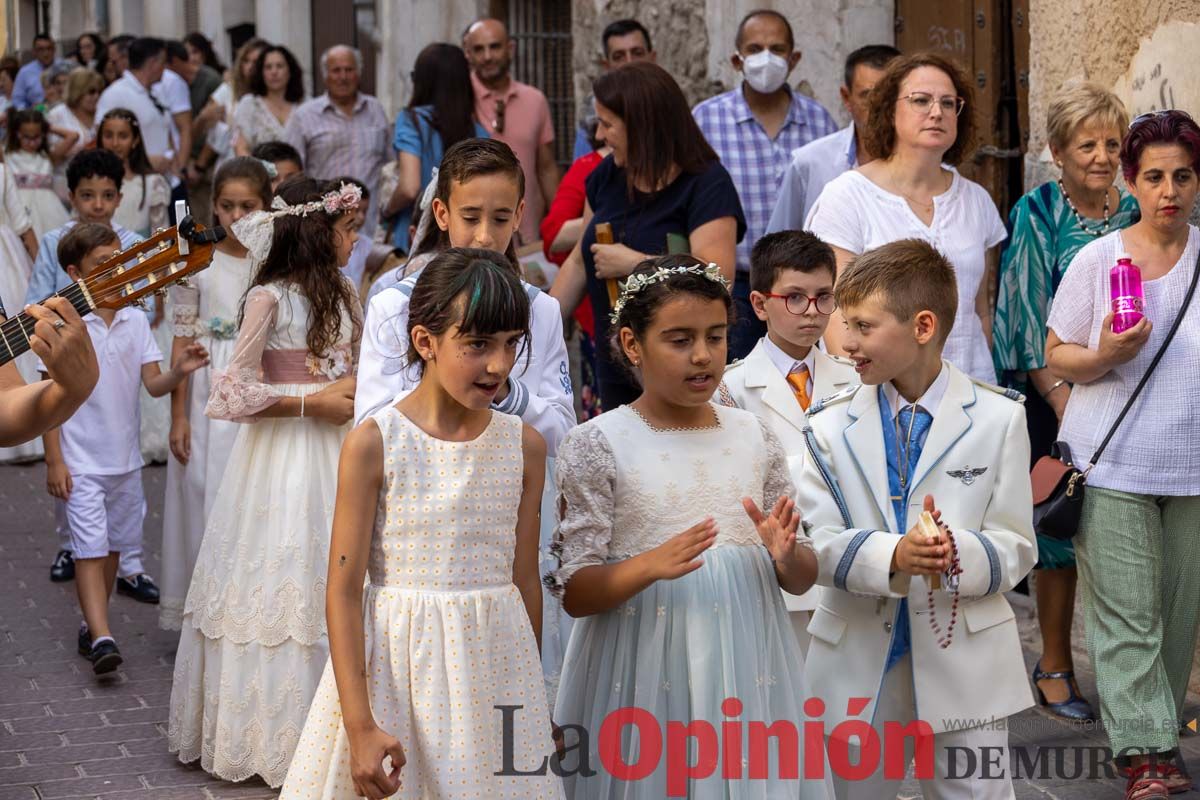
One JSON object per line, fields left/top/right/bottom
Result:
{"left": 132, "top": 298, "right": 149, "bottom": 310}
{"left": 177, "top": 278, "right": 191, "bottom": 288}
{"left": 155, "top": 288, "right": 168, "bottom": 297}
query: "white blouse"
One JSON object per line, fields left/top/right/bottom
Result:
{"left": 1047, "top": 226, "right": 1200, "bottom": 495}
{"left": 232, "top": 94, "right": 294, "bottom": 152}
{"left": 806, "top": 169, "right": 1007, "bottom": 383}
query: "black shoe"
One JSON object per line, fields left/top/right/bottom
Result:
{"left": 88, "top": 639, "right": 122, "bottom": 675}
{"left": 50, "top": 550, "right": 74, "bottom": 582}
{"left": 116, "top": 574, "right": 159, "bottom": 604}
{"left": 77, "top": 625, "right": 91, "bottom": 657}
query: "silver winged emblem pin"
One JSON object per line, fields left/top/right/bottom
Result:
{"left": 947, "top": 466, "right": 988, "bottom": 486}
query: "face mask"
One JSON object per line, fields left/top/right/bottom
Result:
{"left": 740, "top": 49, "right": 790, "bottom": 94}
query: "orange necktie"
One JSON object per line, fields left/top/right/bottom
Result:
{"left": 786, "top": 365, "right": 811, "bottom": 410}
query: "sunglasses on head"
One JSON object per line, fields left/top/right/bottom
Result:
{"left": 1129, "top": 109, "right": 1195, "bottom": 129}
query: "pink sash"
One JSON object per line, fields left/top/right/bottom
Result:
{"left": 13, "top": 173, "right": 52, "bottom": 190}
{"left": 261, "top": 349, "right": 331, "bottom": 384}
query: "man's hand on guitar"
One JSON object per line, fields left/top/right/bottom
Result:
{"left": 26, "top": 298, "right": 98, "bottom": 404}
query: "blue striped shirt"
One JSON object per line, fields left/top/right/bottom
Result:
{"left": 692, "top": 87, "right": 837, "bottom": 273}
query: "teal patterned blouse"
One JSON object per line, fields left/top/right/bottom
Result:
{"left": 992, "top": 181, "right": 1140, "bottom": 383}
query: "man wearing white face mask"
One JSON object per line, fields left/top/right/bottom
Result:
{"left": 693, "top": 8, "right": 837, "bottom": 360}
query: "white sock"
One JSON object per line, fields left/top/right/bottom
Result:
{"left": 91, "top": 635, "right": 114, "bottom": 648}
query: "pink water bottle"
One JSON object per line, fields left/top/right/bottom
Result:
{"left": 1111, "top": 253, "right": 1146, "bottom": 333}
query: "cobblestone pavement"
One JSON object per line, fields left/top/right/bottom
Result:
{"left": 1, "top": 461, "right": 1197, "bottom": 799}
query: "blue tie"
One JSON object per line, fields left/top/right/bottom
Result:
{"left": 884, "top": 403, "right": 934, "bottom": 672}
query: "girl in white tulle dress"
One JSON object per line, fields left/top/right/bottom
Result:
{"left": 6, "top": 109, "right": 69, "bottom": 238}
{"left": 158, "top": 157, "right": 271, "bottom": 630}
{"left": 546, "top": 256, "right": 831, "bottom": 799}
{"left": 279, "top": 249, "right": 562, "bottom": 800}
{"left": 0, "top": 159, "right": 42, "bottom": 463}
{"left": 168, "top": 177, "right": 363, "bottom": 787}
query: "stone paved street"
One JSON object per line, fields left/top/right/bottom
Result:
{"left": 0, "top": 460, "right": 1197, "bottom": 798}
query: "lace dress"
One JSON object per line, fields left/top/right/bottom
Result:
{"left": 548, "top": 405, "right": 832, "bottom": 800}
{"left": 0, "top": 162, "right": 39, "bottom": 463}
{"left": 233, "top": 93, "right": 294, "bottom": 152}
{"left": 168, "top": 280, "right": 358, "bottom": 787}
{"left": 280, "top": 407, "right": 563, "bottom": 799}
{"left": 159, "top": 249, "right": 255, "bottom": 630}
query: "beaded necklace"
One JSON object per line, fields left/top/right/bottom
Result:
{"left": 1057, "top": 179, "right": 1112, "bottom": 238}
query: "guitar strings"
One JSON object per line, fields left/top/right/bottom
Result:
{"left": 0, "top": 237, "right": 194, "bottom": 357}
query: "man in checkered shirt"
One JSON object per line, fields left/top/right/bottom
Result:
{"left": 692, "top": 9, "right": 837, "bottom": 360}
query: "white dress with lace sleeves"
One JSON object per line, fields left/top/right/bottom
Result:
{"left": 550, "top": 404, "right": 832, "bottom": 800}
{"left": 545, "top": 423, "right": 616, "bottom": 596}
{"left": 168, "top": 280, "right": 356, "bottom": 787}
{"left": 205, "top": 283, "right": 282, "bottom": 421}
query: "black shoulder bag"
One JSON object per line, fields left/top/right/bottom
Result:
{"left": 1032, "top": 249, "right": 1200, "bottom": 540}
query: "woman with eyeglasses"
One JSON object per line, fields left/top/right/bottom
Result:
{"left": 47, "top": 68, "right": 103, "bottom": 202}
{"left": 806, "top": 51, "right": 1005, "bottom": 383}
{"left": 1045, "top": 109, "right": 1200, "bottom": 800}
{"left": 991, "top": 81, "right": 1139, "bottom": 725}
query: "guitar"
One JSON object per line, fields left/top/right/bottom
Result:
{"left": 0, "top": 216, "right": 225, "bottom": 369}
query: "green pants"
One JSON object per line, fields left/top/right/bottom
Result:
{"left": 1074, "top": 486, "right": 1200, "bottom": 755}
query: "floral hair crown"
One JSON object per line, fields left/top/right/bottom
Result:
{"left": 231, "top": 182, "right": 363, "bottom": 264}
{"left": 609, "top": 262, "right": 728, "bottom": 324}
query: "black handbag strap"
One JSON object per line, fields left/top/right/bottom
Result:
{"left": 1088, "top": 247, "right": 1200, "bottom": 469}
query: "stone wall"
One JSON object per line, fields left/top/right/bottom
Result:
{"left": 1025, "top": 0, "right": 1200, "bottom": 190}
{"left": 572, "top": 0, "right": 894, "bottom": 125}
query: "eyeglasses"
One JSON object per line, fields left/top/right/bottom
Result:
{"left": 762, "top": 291, "right": 837, "bottom": 316}
{"left": 900, "top": 92, "right": 965, "bottom": 117}
{"left": 1129, "top": 109, "right": 1194, "bottom": 129}
{"left": 493, "top": 98, "right": 506, "bottom": 134}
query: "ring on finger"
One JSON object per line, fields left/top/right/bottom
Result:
{"left": 52, "top": 319, "right": 66, "bottom": 331}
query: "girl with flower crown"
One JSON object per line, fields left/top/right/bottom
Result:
{"left": 548, "top": 255, "right": 832, "bottom": 799}
{"left": 168, "top": 176, "right": 363, "bottom": 787}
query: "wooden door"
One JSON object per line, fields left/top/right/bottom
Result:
{"left": 895, "top": 0, "right": 1028, "bottom": 217}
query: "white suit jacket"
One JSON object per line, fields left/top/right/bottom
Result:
{"left": 354, "top": 276, "right": 575, "bottom": 455}
{"left": 796, "top": 362, "right": 1036, "bottom": 734}
{"left": 718, "top": 341, "right": 858, "bottom": 611}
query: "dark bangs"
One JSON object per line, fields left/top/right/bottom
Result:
{"left": 406, "top": 247, "right": 533, "bottom": 374}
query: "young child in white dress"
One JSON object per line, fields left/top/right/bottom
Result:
{"left": 168, "top": 177, "right": 362, "bottom": 787}
{"left": 356, "top": 138, "right": 575, "bottom": 702}
{"left": 6, "top": 108, "right": 69, "bottom": 238}
{"left": 280, "top": 248, "right": 561, "bottom": 800}
{"left": 0, "top": 158, "right": 42, "bottom": 463}
{"left": 159, "top": 157, "right": 272, "bottom": 630}
{"left": 98, "top": 109, "right": 171, "bottom": 238}
{"left": 548, "top": 255, "right": 831, "bottom": 799}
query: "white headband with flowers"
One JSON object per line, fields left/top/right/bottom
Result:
{"left": 232, "top": 182, "right": 363, "bottom": 264}
{"left": 609, "top": 262, "right": 729, "bottom": 324}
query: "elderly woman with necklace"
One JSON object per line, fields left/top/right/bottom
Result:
{"left": 992, "top": 82, "right": 1138, "bottom": 723}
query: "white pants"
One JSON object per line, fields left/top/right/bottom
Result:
{"left": 56, "top": 498, "right": 145, "bottom": 576}
{"left": 60, "top": 471, "right": 146, "bottom": 563}
{"left": 831, "top": 654, "right": 1015, "bottom": 800}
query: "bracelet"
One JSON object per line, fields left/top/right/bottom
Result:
{"left": 300, "top": 394, "right": 305, "bottom": 418}
{"left": 1043, "top": 378, "right": 1067, "bottom": 397}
